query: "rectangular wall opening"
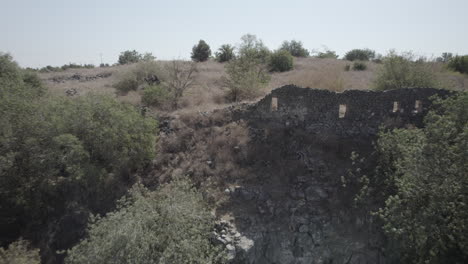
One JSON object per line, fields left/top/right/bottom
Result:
{"left": 339, "top": 104, "right": 347, "bottom": 118}
{"left": 271, "top": 97, "right": 278, "bottom": 111}
{"left": 393, "top": 101, "right": 400, "bottom": 113}
{"left": 415, "top": 100, "right": 422, "bottom": 113}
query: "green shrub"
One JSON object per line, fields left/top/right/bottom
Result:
{"left": 373, "top": 51, "right": 439, "bottom": 90}
{"left": 0, "top": 239, "right": 40, "bottom": 264}
{"left": 191, "top": 40, "right": 211, "bottom": 62}
{"left": 352, "top": 61, "right": 367, "bottom": 71}
{"left": 118, "top": 50, "right": 142, "bottom": 65}
{"left": 1, "top": 92, "right": 158, "bottom": 229}
{"left": 114, "top": 61, "right": 163, "bottom": 94}
{"left": 269, "top": 50, "right": 294, "bottom": 72}
{"left": 237, "top": 34, "right": 271, "bottom": 64}
{"left": 141, "top": 52, "right": 156, "bottom": 62}
{"left": 223, "top": 56, "right": 270, "bottom": 102}
{"left": 436, "top": 52, "right": 453, "bottom": 63}
{"left": 215, "top": 44, "right": 235, "bottom": 63}
{"left": 447, "top": 55, "right": 468, "bottom": 74}
{"left": 1, "top": 57, "right": 158, "bottom": 258}
{"left": 61, "top": 63, "right": 95, "bottom": 70}
{"left": 221, "top": 35, "right": 271, "bottom": 102}
{"left": 344, "top": 65, "right": 351, "bottom": 71}
{"left": 344, "top": 48, "right": 375, "bottom": 61}
{"left": 313, "top": 48, "right": 339, "bottom": 59}
{"left": 279, "top": 40, "right": 309, "bottom": 57}
{"left": 141, "top": 85, "right": 171, "bottom": 107}
{"left": 369, "top": 94, "right": 468, "bottom": 263}
{"left": 66, "top": 180, "right": 226, "bottom": 264}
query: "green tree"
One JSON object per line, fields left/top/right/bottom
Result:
{"left": 222, "top": 55, "right": 270, "bottom": 102}
{"left": 220, "top": 34, "right": 271, "bottom": 101}
{"left": 118, "top": 50, "right": 142, "bottom": 65}
{"left": 237, "top": 34, "right": 271, "bottom": 63}
{"left": 373, "top": 51, "right": 439, "bottom": 90}
{"left": 191, "top": 40, "right": 211, "bottom": 62}
{"left": 352, "top": 61, "right": 367, "bottom": 71}
{"left": 344, "top": 48, "right": 376, "bottom": 61}
{"left": 66, "top": 180, "right": 226, "bottom": 264}
{"left": 114, "top": 61, "right": 163, "bottom": 94}
{"left": 0, "top": 54, "right": 158, "bottom": 260}
{"left": 350, "top": 93, "right": 468, "bottom": 263}
{"left": 447, "top": 55, "right": 468, "bottom": 74}
{"left": 314, "top": 49, "right": 339, "bottom": 59}
{"left": 141, "top": 84, "right": 172, "bottom": 107}
{"left": 268, "top": 50, "right": 294, "bottom": 72}
{"left": 279, "top": 40, "right": 309, "bottom": 57}
{"left": 436, "top": 52, "right": 453, "bottom": 63}
{"left": 142, "top": 52, "right": 156, "bottom": 62}
{"left": 215, "top": 44, "right": 235, "bottom": 63}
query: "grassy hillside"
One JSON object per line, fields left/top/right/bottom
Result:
{"left": 39, "top": 57, "right": 467, "bottom": 114}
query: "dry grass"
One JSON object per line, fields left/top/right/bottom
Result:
{"left": 39, "top": 58, "right": 467, "bottom": 113}
{"left": 268, "top": 57, "right": 380, "bottom": 92}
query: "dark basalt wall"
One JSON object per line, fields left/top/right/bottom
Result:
{"left": 220, "top": 86, "right": 454, "bottom": 264}
{"left": 248, "top": 86, "right": 453, "bottom": 137}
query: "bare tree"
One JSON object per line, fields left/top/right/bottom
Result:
{"left": 165, "top": 60, "right": 197, "bottom": 108}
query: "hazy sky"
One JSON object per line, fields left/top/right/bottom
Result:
{"left": 2, "top": 0, "right": 467, "bottom": 68}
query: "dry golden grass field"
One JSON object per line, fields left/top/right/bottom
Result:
{"left": 39, "top": 57, "right": 468, "bottom": 113}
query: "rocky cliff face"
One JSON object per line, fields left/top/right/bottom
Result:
{"left": 153, "top": 86, "right": 453, "bottom": 264}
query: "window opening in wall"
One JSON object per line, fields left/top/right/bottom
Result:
{"left": 393, "top": 101, "right": 399, "bottom": 113}
{"left": 271, "top": 97, "right": 278, "bottom": 111}
{"left": 339, "top": 104, "right": 347, "bottom": 118}
{"left": 415, "top": 100, "right": 422, "bottom": 113}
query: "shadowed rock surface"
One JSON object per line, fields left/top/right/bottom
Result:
{"left": 153, "top": 85, "right": 453, "bottom": 264}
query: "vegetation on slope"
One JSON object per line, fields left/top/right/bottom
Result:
{"left": 66, "top": 180, "right": 226, "bottom": 264}
{"left": 349, "top": 93, "right": 468, "bottom": 263}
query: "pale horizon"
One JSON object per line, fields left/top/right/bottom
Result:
{"left": 2, "top": 0, "right": 468, "bottom": 68}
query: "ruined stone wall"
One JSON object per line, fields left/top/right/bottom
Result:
{"left": 219, "top": 86, "right": 455, "bottom": 264}
{"left": 247, "top": 86, "right": 453, "bottom": 137}
{"left": 154, "top": 86, "right": 456, "bottom": 264}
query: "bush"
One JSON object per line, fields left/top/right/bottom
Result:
{"left": 237, "top": 34, "right": 271, "bottom": 63}
{"left": 315, "top": 50, "right": 339, "bottom": 59}
{"left": 344, "top": 49, "right": 375, "bottom": 61}
{"left": 268, "top": 50, "right": 294, "bottom": 72}
{"left": 447, "top": 55, "right": 468, "bottom": 74}
{"left": 365, "top": 94, "right": 468, "bottom": 263}
{"left": 344, "top": 65, "right": 351, "bottom": 71}
{"left": 279, "top": 40, "right": 309, "bottom": 57}
{"left": 141, "top": 52, "right": 156, "bottom": 62}
{"left": 215, "top": 44, "right": 235, "bottom": 63}
{"left": 66, "top": 180, "right": 226, "bottom": 264}
{"left": 436, "top": 52, "right": 453, "bottom": 63}
{"left": 141, "top": 84, "right": 171, "bottom": 107}
{"left": 118, "top": 50, "right": 142, "bottom": 65}
{"left": 0, "top": 239, "right": 40, "bottom": 264}
{"left": 352, "top": 61, "right": 367, "bottom": 71}
{"left": 61, "top": 63, "right": 95, "bottom": 70}
{"left": 1, "top": 56, "right": 158, "bottom": 261}
{"left": 223, "top": 56, "right": 270, "bottom": 102}
{"left": 191, "top": 40, "right": 211, "bottom": 62}
{"left": 373, "top": 51, "right": 439, "bottom": 90}
{"left": 1, "top": 92, "right": 158, "bottom": 228}
{"left": 114, "top": 61, "right": 163, "bottom": 94}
